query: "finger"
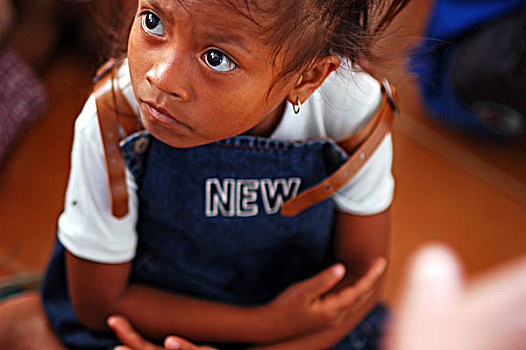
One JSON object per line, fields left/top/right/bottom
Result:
{"left": 296, "top": 263, "right": 346, "bottom": 300}
{"left": 108, "top": 315, "right": 158, "bottom": 350}
{"left": 165, "top": 336, "right": 218, "bottom": 350}
{"left": 388, "top": 245, "right": 464, "bottom": 350}
{"left": 327, "top": 257, "right": 386, "bottom": 307}
{"left": 164, "top": 336, "right": 197, "bottom": 350}
{"left": 404, "top": 244, "right": 463, "bottom": 309}
{"left": 343, "top": 257, "right": 386, "bottom": 298}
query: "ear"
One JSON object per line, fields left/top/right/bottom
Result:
{"left": 287, "top": 55, "right": 340, "bottom": 106}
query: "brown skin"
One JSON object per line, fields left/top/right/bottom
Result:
{"left": 251, "top": 209, "right": 390, "bottom": 349}
{"left": 108, "top": 315, "right": 217, "bottom": 350}
{"left": 0, "top": 292, "right": 66, "bottom": 350}
{"left": 105, "top": 210, "right": 389, "bottom": 350}
{"left": 66, "top": 250, "right": 385, "bottom": 344}
{"left": 67, "top": 210, "right": 389, "bottom": 348}
{"left": 0, "top": 0, "right": 392, "bottom": 348}
{"left": 66, "top": 0, "right": 390, "bottom": 347}
{"left": 4, "top": 0, "right": 389, "bottom": 349}
{"left": 128, "top": 0, "right": 338, "bottom": 148}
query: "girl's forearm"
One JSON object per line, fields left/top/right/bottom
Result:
{"left": 250, "top": 261, "right": 386, "bottom": 350}
{"left": 250, "top": 325, "right": 350, "bottom": 350}
{"left": 109, "top": 283, "right": 281, "bottom": 344}
{"left": 249, "top": 290, "right": 380, "bottom": 350}
{"left": 66, "top": 252, "right": 293, "bottom": 345}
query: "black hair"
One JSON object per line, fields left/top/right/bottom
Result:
{"left": 95, "top": 0, "right": 409, "bottom": 81}
{"left": 221, "top": 0, "right": 410, "bottom": 84}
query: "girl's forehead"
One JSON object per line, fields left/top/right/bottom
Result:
{"left": 164, "top": 0, "right": 279, "bottom": 25}
{"left": 152, "top": 0, "right": 284, "bottom": 48}
{"left": 145, "top": 0, "right": 296, "bottom": 62}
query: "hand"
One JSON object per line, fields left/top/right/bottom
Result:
{"left": 388, "top": 243, "right": 526, "bottom": 350}
{"left": 108, "top": 315, "right": 217, "bottom": 350}
{"left": 263, "top": 257, "right": 387, "bottom": 339}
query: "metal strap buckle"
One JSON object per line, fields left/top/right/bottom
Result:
{"left": 382, "top": 78, "right": 400, "bottom": 114}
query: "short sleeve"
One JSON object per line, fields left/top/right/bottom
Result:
{"left": 57, "top": 94, "right": 139, "bottom": 264}
{"left": 320, "top": 68, "right": 394, "bottom": 215}
{"left": 271, "top": 66, "right": 395, "bottom": 215}
{"left": 333, "top": 133, "right": 394, "bottom": 215}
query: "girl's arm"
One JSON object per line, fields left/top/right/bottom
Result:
{"left": 249, "top": 209, "right": 391, "bottom": 350}
{"left": 108, "top": 315, "right": 217, "bottom": 350}
{"left": 65, "top": 247, "right": 363, "bottom": 344}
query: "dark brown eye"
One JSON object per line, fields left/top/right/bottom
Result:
{"left": 142, "top": 11, "right": 165, "bottom": 36}
{"left": 203, "top": 49, "right": 236, "bottom": 72}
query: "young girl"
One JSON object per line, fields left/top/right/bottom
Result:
{"left": 0, "top": 0, "right": 408, "bottom": 349}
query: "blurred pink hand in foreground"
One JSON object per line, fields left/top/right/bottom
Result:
{"left": 388, "top": 243, "right": 526, "bottom": 350}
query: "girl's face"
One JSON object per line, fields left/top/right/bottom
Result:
{"left": 128, "top": 0, "right": 298, "bottom": 148}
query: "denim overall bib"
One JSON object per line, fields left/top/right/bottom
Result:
{"left": 41, "top": 63, "right": 395, "bottom": 350}
{"left": 41, "top": 132, "right": 388, "bottom": 350}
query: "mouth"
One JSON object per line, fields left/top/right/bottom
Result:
{"left": 141, "top": 100, "right": 191, "bottom": 130}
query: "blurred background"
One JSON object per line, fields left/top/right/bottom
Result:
{"left": 0, "top": 0, "right": 525, "bottom": 307}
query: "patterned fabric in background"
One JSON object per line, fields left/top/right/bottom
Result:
{"left": 0, "top": 47, "right": 47, "bottom": 163}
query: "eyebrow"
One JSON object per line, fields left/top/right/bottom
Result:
{"left": 203, "top": 32, "right": 251, "bottom": 54}
{"left": 146, "top": 0, "right": 173, "bottom": 24}
{"left": 144, "top": 0, "right": 252, "bottom": 54}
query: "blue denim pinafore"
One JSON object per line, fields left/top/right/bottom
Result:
{"left": 42, "top": 131, "right": 388, "bottom": 350}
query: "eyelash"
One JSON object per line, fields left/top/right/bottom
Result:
{"left": 138, "top": 9, "right": 238, "bottom": 74}
{"left": 140, "top": 10, "right": 165, "bottom": 37}
{"left": 201, "top": 49, "right": 237, "bottom": 73}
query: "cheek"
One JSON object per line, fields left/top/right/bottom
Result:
{"left": 127, "top": 20, "right": 141, "bottom": 61}
{"left": 127, "top": 38, "right": 149, "bottom": 93}
{"left": 214, "top": 93, "right": 278, "bottom": 134}
{"left": 221, "top": 89, "right": 266, "bottom": 117}
{"left": 128, "top": 24, "right": 149, "bottom": 75}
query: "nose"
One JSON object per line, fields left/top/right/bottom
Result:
{"left": 145, "top": 52, "right": 191, "bottom": 102}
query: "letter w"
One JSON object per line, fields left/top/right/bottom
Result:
{"left": 260, "top": 178, "right": 301, "bottom": 215}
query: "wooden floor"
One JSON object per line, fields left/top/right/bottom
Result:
{"left": 1, "top": 0, "right": 525, "bottom": 306}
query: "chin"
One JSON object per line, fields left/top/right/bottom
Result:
{"left": 151, "top": 130, "right": 200, "bottom": 148}
{"left": 148, "top": 125, "right": 211, "bottom": 149}
{"left": 140, "top": 116, "right": 192, "bottom": 148}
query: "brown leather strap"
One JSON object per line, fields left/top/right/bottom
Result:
{"left": 93, "top": 65, "right": 398, "bottom": 218}
{"left": 94, "top": 64, "right": 140, "bottom": 218}
{"left": 281, "top": 80, "right": 399, "bottom": 216}
{"left": 337, "top": 104, "right": 383, "bottom": 154}
{"left": 337, "top": 78, "right": 400, "bottom": 153}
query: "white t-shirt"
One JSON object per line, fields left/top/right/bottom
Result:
{"left": 58, "top": 61, "right": 394, "bottom": 264}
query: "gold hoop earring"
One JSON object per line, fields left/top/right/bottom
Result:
{"left": 293, "top": 97, "right": 302, "bottom": 114}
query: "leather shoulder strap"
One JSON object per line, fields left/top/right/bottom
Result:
{"left": 93, "top": 66, "right": 398, "bottom": 218}
{"left": 281, "top": 79, "right": 399, "bottom": 216}
{"left": 93, "top": 60, "right": 143, "bottom": 218}
{"left": 337, "top": 79, "right": 399, "bottom": 154}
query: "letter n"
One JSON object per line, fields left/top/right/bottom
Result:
{"left": 205, "top": 178, "right": 235, "bottom": 217}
